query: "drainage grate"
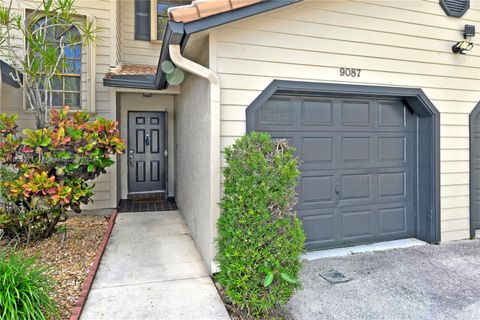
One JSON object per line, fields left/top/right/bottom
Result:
{"left": 320, "top": 270, "right": 351, "bottom": 284}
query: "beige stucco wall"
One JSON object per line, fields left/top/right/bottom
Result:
{"left": 0, "top": 0, "right": 119, "bottom": 210}
{"left": 174, "top": 40, "right": 215, "bottom": 272}
{"left": 118, "top": 93, "right": 175, "bottom": 199}
{"left": 212, "top": 0, "right": 480, "bottom": 242}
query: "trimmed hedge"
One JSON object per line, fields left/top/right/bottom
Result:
{"left": 215, "top": 132, "right": 305, "bottom": 315}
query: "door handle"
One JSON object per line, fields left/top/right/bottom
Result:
{"left": 129, "top": 150, "right": 134, "bottom": 167}
{"left": 145, "top": 134, "right": 150, "bottom": 146}
{"left": 335, "top": 183, "right": 340, "bottom": 194}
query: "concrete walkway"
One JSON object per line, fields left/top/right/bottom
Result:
{"left": 81, "top": 211, "right": 229, "bottom": 320}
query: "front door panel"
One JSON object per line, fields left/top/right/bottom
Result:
{"left": 128, "top": 112, "right": 166, "bottom": 193}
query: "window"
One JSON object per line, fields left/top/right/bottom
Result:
{"left": 30, "top": 17, "right": 82, "bottom": 109}
{"left": 156, "top": 2, "right": 176, "bottom": 40}
{"left": 134, "top": 0, "right": 191, "bottom": 41}
{"left": 135, "top": 0, "right": 151, "bottom": 40}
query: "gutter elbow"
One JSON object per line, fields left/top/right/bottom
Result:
{"left": 169, "top": 44, "right": 219, "bottom": 86}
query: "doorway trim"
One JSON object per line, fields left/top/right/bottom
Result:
{"left": 127, "top": 111, "right": 168, "bottom": 195}
{"left": 118, "top": 93, "right": 175, "bottom": 200}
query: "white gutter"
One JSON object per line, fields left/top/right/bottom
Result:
{"left": 169, "top": 44, "right": 221, "bottom": 273}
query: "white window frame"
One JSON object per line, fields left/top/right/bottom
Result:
{"left": 150, "top": 0, "right": 161, "bottom": 42}
{"left": 150, "top": 0, "right": 179, "bottom": 42}
{"left": 21, "top": 10, "right": 96, "bottom": 113}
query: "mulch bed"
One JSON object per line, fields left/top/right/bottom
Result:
{"left": 9, "top": 215, "right": 109, "bottom": 320}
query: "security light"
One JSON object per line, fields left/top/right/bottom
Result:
{"left": 452, "top": 41, "right": 474, "bottom": 54}
{"left": 452, "top": 24, "right": 475, "bottom": 54}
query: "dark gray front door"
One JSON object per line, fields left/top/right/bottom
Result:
{"left": 250, "top": 95, "right": 417, "bottom": 250}
{"left": 128, "top": 112, "right": 166, "bottom": 193}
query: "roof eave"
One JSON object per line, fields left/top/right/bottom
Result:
{"left": 1, "top": 60, "right": 21, "bottom": 88}
{"left": 103, "top": 77, "right": 158, "bottom": 90}
{"left": 183, "top": 0, "right": 300, "bottom": 35}
{"left": 103, "top": 0, "right": 301, "bottom": 90}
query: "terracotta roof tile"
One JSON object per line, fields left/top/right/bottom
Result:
{"left": 106, "top": 64, "right": 157, "bottom": 77}
{"left": 168, "top": 0, "right": 263, "bottom": 23}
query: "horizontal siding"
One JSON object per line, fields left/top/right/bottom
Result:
{"left": 121, "top": 1, "right": 162, "bottom": 65}
{"left": 441, "top": 185, "right": 469, "bottom": 197}
{"left": 376, "top": 0, "right": 479, "bottom": 20}
{"left": 442, "top": 230, "right": 471, "bottom": 241}
{"left": 441, "top": 161, "right": 468, "bottom": 173}
{"left": 217, "top": 42, "right": 479, "bottom": 81}
{"left": 307, "top": 0, "right": 479, "bottom": 26}
{"left": 214, "top": 0, "right": 480, "bottom": 242}
{"left": 441, "top": 138, "right": 469, "bottom": 149}
{"left": 0, "top": 0, "right": 116, "bottom": 210}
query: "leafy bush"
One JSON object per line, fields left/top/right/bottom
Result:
{"left": 216, "top": 132, "right": 305, "bottom": 316}
{"left": 0, "top": 107, "right": 125, "bottom": 240}
{"left": 0, "top": 250, "right": 58, "bottom": 320}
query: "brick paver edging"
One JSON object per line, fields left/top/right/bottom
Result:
{"left": 70, "top": 209, "right": 118, "bottom": 320}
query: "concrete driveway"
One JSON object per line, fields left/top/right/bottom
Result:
{"left": 288, "top": 239, "right": 480, "bottom": 320}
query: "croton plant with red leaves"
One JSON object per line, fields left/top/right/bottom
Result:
{"left": 0, "top": 107, "right": 125, "bottom": 241}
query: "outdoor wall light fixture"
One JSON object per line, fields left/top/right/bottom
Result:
{"left": 452, "top": 24, "right": 475, "bottom": 54}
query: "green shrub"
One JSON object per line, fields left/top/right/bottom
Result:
{"left": 0, "top": 250, "right": 58, "bottom": 320}
{"left": 216, "top": 132, "right": 305, "bottom": 316}
{"left": 0, "top": 107, "right": 125, "bottom": 241}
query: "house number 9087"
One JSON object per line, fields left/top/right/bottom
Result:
{"left": 340, "top": 68, "right": 361, "bottom": 77}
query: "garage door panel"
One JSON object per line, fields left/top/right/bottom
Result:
{"left": 301, "top": 99, "right": 334, "bottom": 126}
{"left": 378, "top": 137, "right": 405, "bottom": 161}
{"left": 378, "top": 133, "right": 415, "bottom": 164}
{"left": 301, "top": 137, "right": 334, "bottom": 163}
{"left": 340, "top": 100, "right": 373, "bottom": 127}
{"left": 300, "top": 212, "right": 336, "bottom": 244}
{"left": 340, "top": 173, "right": 372, "bottom": 201}
{"left": 288, "top": 133, "right": 415, "bottom": 171}
{"left": 261, "top": 126, "right": 416, "bottom": 133}
{"left": 338, "top": 204, "right": 414, "bottom": 241}
{"left": 299, "top": 175, "right": 336, "bottom": 205}
{"left": 341, "top": 137, "right": 371, "bottom": 163}
{"left": 258, "top": 97, "right": 294, "bottom": 126}
{"left": 378, "top": 171, "right": 406, "bottom": 198}
{"left": 379, "top": 207, "right": 409, "bottom": 235}
{"left": 378, "top": 100, "right": 411, "bottom": 128}
{"left": 251, "top": 95, "right": 417, "bottom": 249}
{"left": 341, "top": 208, "right": 374, "bottom": 239}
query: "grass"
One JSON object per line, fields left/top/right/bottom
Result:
{"left": 0, "top": 249, "right": 58, "bottom": 320}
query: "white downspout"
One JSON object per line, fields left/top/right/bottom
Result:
{"left": 169, "top": 44, "right": 221, "bottom": 274}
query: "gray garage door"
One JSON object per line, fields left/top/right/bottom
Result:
{"left": 470, "top": 103, "right": 480, "bottom": 237}
{"left": 251, "top": 95, "right": 417, "bottom": 250}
